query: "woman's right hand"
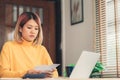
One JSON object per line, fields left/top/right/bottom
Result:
{"left": 42, "top": 69, "right": 55, "bottom": 78}
{"left": 27, "top": 69, "right": 54, "bottom": 78}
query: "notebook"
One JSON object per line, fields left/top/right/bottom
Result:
{"left": 69, "top": 51, "right": 100, "bottom": 79}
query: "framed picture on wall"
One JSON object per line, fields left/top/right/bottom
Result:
{"left": 70, "top": 0, "right": 84, "bottom": 25}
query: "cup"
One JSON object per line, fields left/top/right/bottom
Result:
{"left": 66, "top": 66, "right": 74, "bottom": 77}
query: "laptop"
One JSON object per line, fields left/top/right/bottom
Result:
{"left": 69, "top": 51, "right": 100, "bottom": 79}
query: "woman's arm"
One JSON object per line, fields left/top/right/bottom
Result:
{"left": 41, "top": 46, "right": 59, "bottom": 77}
{"left": 0, "top": 68, "right": 27, "bottom": 78}
{"left": 0, "top": 42, "right": 27, "bottom": 78}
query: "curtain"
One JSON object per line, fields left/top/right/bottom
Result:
{"left": 95, "top": 0, "right": 120, "bottom": 77}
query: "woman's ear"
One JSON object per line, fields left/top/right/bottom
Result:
{"left": 19, "top": 27, "right": 22, "bottom": 32}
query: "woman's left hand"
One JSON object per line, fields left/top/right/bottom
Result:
{"left": 42, "top": 69, "right": 55, "bottom": 78}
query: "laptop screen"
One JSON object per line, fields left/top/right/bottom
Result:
{"left": 69, "top": 51, "right": 100, "bottom": 79}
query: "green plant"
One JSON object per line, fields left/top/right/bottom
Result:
{"left": 63, "top": 62, "right": 104, "bottom": 78}
{"left": 90, "top": 61, "right": 104, "bottom": 78}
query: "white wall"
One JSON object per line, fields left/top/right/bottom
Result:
{"left": 61, "top": 0, "right": 95, "bottom": 74}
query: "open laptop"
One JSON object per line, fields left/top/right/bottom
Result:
{"left": 69, "top": 51, "right": 100, "bottom": 79}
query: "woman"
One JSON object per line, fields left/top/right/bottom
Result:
{"left": 0, "top": 12, "right": 58, "bottom": 78}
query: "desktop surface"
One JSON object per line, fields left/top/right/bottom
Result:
{"left": 0, "top": 77, "right": 120, "bottom": 80}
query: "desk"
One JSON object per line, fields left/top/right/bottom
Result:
{"left": 0, "top": 78, "right": 120, "bottom": 80}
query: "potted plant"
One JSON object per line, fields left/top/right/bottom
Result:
{"left": 90, "top": 61, "right": 104, "bottom": 78}
{"left": 64, "top": 61, "right": 104, "bottom": 78}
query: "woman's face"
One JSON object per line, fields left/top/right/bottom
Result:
{"left": 19, "top": 19, "right": 39, "bottom": 42}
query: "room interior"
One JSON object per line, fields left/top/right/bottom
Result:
{"left": 0, "top": 0, "right": 120, "bottom": 79}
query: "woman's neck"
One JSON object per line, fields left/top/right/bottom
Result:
{"left": 21, "top": 38, "right": 33, "bottom": 46}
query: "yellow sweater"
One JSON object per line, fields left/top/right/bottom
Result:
{"left": 0, "top": 40, "right": 58, "bottom": 78}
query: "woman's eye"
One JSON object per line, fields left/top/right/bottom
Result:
{"left": 35, "top": 28, "right": 38, "bottom": 30}
{"left": 27, "top": 26, "right": 32, "bottom": 29}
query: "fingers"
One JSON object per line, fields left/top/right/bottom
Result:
{"left": 27, "top": 69, "right": 55, "bottom": 78}
{"left": 42, "top": 70, "right": 54, "bottom": 78}
{"left": 51, "top": 69, "right": 56, "bottom": 72}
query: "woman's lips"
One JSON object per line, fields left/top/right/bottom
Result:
{"left": 29, "top": 35, "right": 35, "bottom": 38}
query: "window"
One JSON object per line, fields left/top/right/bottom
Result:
{"left": 95, "top": 0, "right": 120, "bottom": 77}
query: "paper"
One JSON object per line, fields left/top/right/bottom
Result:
{"left": 34, "top": 64, "right": 60, "bottom": 71}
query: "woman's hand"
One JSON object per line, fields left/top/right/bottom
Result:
{"left": 26, "top": 69, "right": 55, "bottom": 78}
{"left": 42, "top": 69, "right": 55, "bottom": 78}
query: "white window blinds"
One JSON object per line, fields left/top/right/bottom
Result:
{"left": 95, "top": 0, "right": 120, "bottom": 77}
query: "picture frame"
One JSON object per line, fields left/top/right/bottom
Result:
{"left": 70, "top": 0, "right": 84, "bottom": 25}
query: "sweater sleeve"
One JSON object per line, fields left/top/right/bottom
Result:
{"left": 41, "top": 46, "right": 59, "bottom": 78}
{"left": 0, "top": 42, "right": 27, "bottom": 78}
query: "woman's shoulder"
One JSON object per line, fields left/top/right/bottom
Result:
{"left": 36, "top": 44, "right": 46, "bottom": 50}
{"left": 37, "top": 44, "right": 44, "bottom": 48}
{"left": 4, "top": 41, "right": 13, "bottom": 45}
{"left": 3, "top": 40, "right": 16, "bottom": 47}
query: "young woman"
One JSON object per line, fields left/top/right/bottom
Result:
{"left": 0, "top": 12, "right": 58, "bottom": 78}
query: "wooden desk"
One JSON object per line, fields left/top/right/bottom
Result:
{"left": 0, "top": 78, "right": 120, "bottom": 80}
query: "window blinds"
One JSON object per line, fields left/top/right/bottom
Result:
{"left": 95, "top": 0, "right": 120, "bottom": 78}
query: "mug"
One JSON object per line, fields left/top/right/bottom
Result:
{"left": 66, "top": 66, "right": 74, "bottom": 77}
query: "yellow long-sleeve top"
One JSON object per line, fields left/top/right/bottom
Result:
{"left": 0, "top": 40, "right": 58, "bottom": 78}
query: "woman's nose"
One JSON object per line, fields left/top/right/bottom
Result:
{"left": 31, "top": 29, "right": 36, "bottom": 34}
